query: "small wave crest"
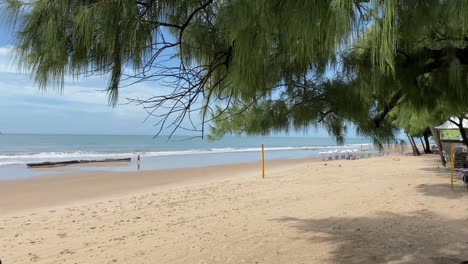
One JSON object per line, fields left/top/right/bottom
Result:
{"left": 0, "top": 161, "right": 26, "bottom": 167}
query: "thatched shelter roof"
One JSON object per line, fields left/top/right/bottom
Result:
{"left": 434, "top": 117, "right": 468, "bottom": 130}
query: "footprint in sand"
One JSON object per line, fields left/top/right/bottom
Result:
{"left": 60, "top": 249, "right": 75, "bottom": 255}
{"left": 27, "top": 253, "right": 40, "bottom": 262}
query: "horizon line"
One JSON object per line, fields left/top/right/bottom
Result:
{"left": 0, "top": 132, "right": 366, "bottom": 138}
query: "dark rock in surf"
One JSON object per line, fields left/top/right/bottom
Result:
{"left": 26, "top": 158, "right": 131, "bottom": 168}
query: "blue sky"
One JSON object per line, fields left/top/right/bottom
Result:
{"left": 0, "top": 21, "right": 342, "bottom": 137}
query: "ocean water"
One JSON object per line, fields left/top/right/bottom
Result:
{"left": 0, "top": 134, "right": 373, "bottom": 179}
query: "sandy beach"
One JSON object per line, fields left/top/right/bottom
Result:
{"left": 1, "top": 155, "right": 468, "bottom": 263}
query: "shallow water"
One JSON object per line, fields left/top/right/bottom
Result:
{"left": 0, "top": 134, "right": 375, "bottom": 179}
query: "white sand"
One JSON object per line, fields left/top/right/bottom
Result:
{"left": 1, "top": 155, "right": 468, "bottom": 263}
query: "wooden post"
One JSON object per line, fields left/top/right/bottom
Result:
{"left": 451, "top": 144, "right": 455, "bottom": 191}
{"left": 261, "top": 144, "right": 265, "bottom": 179}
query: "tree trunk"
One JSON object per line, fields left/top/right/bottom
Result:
{"left": 411, "top": 137, "right": 421, "bottom": 156}
{"left": 431, "top": 128, "right": 446, "bottom": 167}
{"left": 406, "top": 133, "right": 415, "bottom": 155}
{"left": 458, "top": 122, "right": 468, "bottom": 147}
{"left": 419, "top": 137, "right": 427, "bottom": 153}
{"left": 455, "top": 118, "right": 468, "bottom": 167}
{"left": 406, "top": 133, "right": 421, "bottom": 156}
{"left": 423, "top": 129, "right": 432, "bottom": 153}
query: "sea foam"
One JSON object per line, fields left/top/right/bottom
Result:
{"left": 0, "top": 144, "right": 371, "bottom": 167}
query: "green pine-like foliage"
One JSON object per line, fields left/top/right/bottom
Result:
{"left": 3, "top": 0, "right": 468, "bottom": 144}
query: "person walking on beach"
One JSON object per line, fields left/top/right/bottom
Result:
{"left": 137, "top": 154, "right": 141, "bottom": 171}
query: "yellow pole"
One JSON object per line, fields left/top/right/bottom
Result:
{"left": 261, "top": 144, "right": 265, "bottom": 179}
{"left": 451, "top": 144, "right": 455, "bottom": 191}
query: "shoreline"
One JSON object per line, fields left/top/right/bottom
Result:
{"left": 0, "top": 157, "right": 323, "bottom": 214}
{"left": 0, "top": 145, "right": 391, "bottom": 181}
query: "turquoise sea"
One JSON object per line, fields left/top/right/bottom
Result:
{"left": 0, "top": 134, "right": 373, "bottom": 179}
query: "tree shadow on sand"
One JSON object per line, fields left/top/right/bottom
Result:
{"left": 416, "top": 163, "right": 468, "bottom": 199}
{"left": 273, "top": 211, "right": 468, "bottom": 264}
{"left": 419, "top": 167, "right": 451, "bottom": 177}
{"left": 416, "top": 183, "right": 468, "bottom": 199}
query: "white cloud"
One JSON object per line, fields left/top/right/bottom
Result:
{"left": 0, "top": 45, "right": 19, "bottom": 74}
{"left": 0, "top": 46, "right": 12, "bottom": 55}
